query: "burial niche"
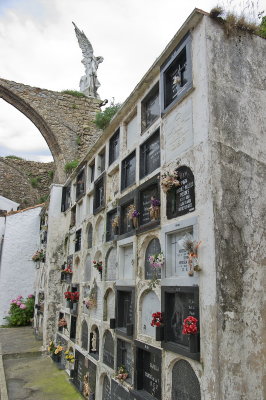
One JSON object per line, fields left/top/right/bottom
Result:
{"left": 145, "top": 237, "right": 162, "bottom": 280}
{"left": 102, "top": 330, "right": 114, "bottom": 369}
{"left": 171, "top": 359, "right": 201, "bottom": 400}
{"left": 84, "top": 254, "right": 92, "bottom": 281}
{"left": 81, "top": 320, "right": 88, "bottom": 351}
{"left": 102, "top": 375, "right": 111, "bottom": 400}
{"left": 106, "top": 247, "right": 117, "bottom": 281}
{"left": 141, "top": 291, "right": 160, "bottom": 337}
{"left": 89, "top": 326, "right": 99, "bottom": 360}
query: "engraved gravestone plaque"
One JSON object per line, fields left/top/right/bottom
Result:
{"left": 106, "top": 247, "right": 117, "bottom": 281}
{"left": 103, "top": 331, "right": 114, "bottom": 368}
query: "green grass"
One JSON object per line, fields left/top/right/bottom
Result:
{"left": 61, "top": 90, "right": 86, "bottom": 98}
{"left": 30, "top": 176, "right": 41, "bottom": 188}
{"left": 5, "top": 155, "right": 24, "bottom": 160}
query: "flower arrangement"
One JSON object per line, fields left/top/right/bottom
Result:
{"left": 127, "top": 204, "right": 139, "bottom": 228}
{"left": 182, "top": 316, "right": 198, "bottom": 335}
{"left": 160, "top": 170, "right": 180, "bottom": 193}
{"left": 149, "top": 197, "right": 161, "bottom": 220}
{"left": 5, "top": 295, "right": 35, "bottom": 326}
{"left": 64, "top": 291, "right": 80, "bottom": 303}
{"left": 111, "top": 215, "right": 119, "bottom": 229}
{"left": 183, "top": 239, "right": 202, "bottom": 276}
{"left": 115, "top": 365, "right": 128, "bottom": 381}
{"left": 147, "top": 252, "right": 164, "bottom": 289}
{"left": 32, "top": 249, "right": 45, "bottom": 262}
{"left": 151, "top": 312, "right": 163, "bottom": 327}
{"left": 58, "top": 318, "right": 67, "bottom": 328}
{"left": 148, "top": 252, "right": 164, "bottom": 269}
{"left": 54, "top": 344, "right": 64, "bottom": 355}
{"left": 83, "top": 279, "right": 97, "bottom": 309}
{"left": 47, "top": 340, "right": 56, "bottom": 354}
{"left": 65, "top": 348, "right": 75, "bottom": 363}
{"left": 93, "top": 260, "right": 103, "bottom": 275}
{"left": 63, "top": 266, "right": 72, "bottom": 274}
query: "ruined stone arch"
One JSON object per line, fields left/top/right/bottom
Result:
{"left": 0, "top": 78, "right": 101, "bottom": 182}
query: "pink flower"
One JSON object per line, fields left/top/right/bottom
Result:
{"left": 28, "top": 294, "right": 34, "bottom": 298}
{"left": 17, "top": 296, "right": 23, "bottom": 300}
{"left": 10, "top": 299, "right": 16, "bottom": 304}
{"left": 20, "top": 304, "right": 26, "bottom": 309}
{"left": 16, "top": 301, "right": 21, "bottom": 306}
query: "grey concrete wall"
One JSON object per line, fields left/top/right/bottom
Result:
{"left": 207, "top": 17, "right": 266, "bottom": 400}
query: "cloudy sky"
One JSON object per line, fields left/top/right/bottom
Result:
{"left": 0, "top": 0, "right": 263, "bottom": 162}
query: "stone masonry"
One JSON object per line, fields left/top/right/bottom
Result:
{"left": 0, "top": 157, "right": 55, "bottom": 208}
{"left": 0, "top": 78, "right": 102, "bottom": 183}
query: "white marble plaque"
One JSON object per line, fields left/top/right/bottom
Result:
{"left": 106, "top": 248, "right": 117, "bottom": 281}
{"left": 122, "top": 245, "right": 134, "bottom": 280}
{"left": 141, "top": 291, "right": 160, "bottom": 337}
{"left": 163, "top": 98, "right": 193, "bottom": 163}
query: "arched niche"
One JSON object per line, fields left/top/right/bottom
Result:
{"left": 106, "top": 247, "right": 117, "bottom": 281}
{"left": 95, "top": 216, "right": 104, "bottom": 244}
{"left": 84, "top": 254, "right": 92, "bottom": 282}
{"left": 145, "top": 238, "right": 162, "bottom": 280}
{"left": 171, "top": 360, "right": 201, "bottom": 400}
{"left": 103, "top": 288, "right": 115, "bottom": 321}
{"left": 93, "top": 250, "right": 103, "bottom": 281}
{"left": 89, "top": 325, "right": 99, "bottom": 360}
{"left": 102, "top": 330, "right": 114, "bottom": 369}
{"left": 87, "top": 222, "right": 93, "bottom": 249}
{"left": 140, "top": 290, "right": 160, "bottom": 337}
{"left": 82, "top": 285, "right": 90, "bottom": 314}
{"left": 102, "top": 375, "right": 111, "bottom": 400}
{"left": 81, "top": 320, "right": 88, "bottom": 351}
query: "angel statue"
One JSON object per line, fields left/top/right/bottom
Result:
{"left": 72, "top": 22, "right": 103, "bottom": 98}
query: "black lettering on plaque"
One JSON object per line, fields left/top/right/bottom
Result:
{"left": 141, "top": 350, "right": 161, "bottom": 399}
{"left": 165, "top": 288, "right": 199, "bottom": 348}
{"left": 167, "top": 166, "right": 195, "bottom": 219}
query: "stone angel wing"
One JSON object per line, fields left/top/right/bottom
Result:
{"left": 72, "top": 22, "right": 94, "bottom": 60}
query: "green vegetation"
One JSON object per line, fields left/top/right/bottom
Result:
{"left": 48, "top": 170, "right": 54, "bottom": 180}
{"left": 4, "top": 295, "right": 35, "bottom": 326}
{"left": 5, "top": 155, "right": 24, "bottom": 160}
{"left": 258, "top": 16, "right": 266, "bottom": 37}
{"left": 64, "top": 159, "right": 79, "bottom": 174}
{"left": 76, "top": 135, "right": 81, "bottom": 145}
{"left": 61, "top": 90, "right": 86, "bottom": 98}
{"left": 30, "top": 176, "right": 41, "bottom": 188}
{"left": 38, "top": 194, "right": 49, "bottom": 203}
{"left": 210, "top": 5, "right": 266, "bottom": 38}
{"left": 95, "top": 102, "right": 121, "bottom": 130}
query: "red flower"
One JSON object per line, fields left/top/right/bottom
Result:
{"left": 182, "top": 316, "right": 198, "bottom": 335}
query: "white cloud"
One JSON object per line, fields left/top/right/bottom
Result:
{"left": 2, "top": 0, "right": 261, "bottom": 162}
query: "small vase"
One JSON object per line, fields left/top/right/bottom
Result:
{"left": 188, "top": 334, "right": 200, "bottom": 353}
{"left": 155, "top": 326, "right": 164, "bottom": 341}
{"left": 132, "top": 216, "right": 138, "bottom": 228}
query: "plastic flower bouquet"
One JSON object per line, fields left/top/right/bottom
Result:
{"left": 182, "top": 316, "right": 198, "bottom": 335}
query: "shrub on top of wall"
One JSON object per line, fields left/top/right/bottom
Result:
{"left": 64, "top": 160, "right": 79, "bottom": 174}
{"left": 94, "top": 103, "right": 121, "bottom": 130}
{"left": 4, "top": 295, "right": 35, "bottom": 326}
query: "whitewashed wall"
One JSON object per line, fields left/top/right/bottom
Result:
{"left": 0, "top": 206, "right": 41, "bottom": 324}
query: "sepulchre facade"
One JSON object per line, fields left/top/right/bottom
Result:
{"left": 36, "top": 9, "right": 265, "bottom": 400}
